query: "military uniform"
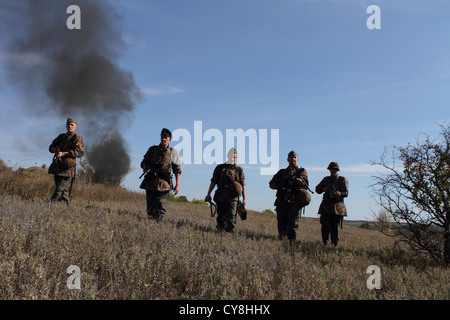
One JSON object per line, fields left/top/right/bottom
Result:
{"left": 48, "top": 118, "right": 84, "bottom": 204}
{"left": 140, "top": 129, "right": 181, "bottom": 222}
{"left": 270, "top": 151, "right": 311, "bottom": 243}
{"left": 315, "top": 162, "right": 349, "bottom": 246}
{"left": 210, "top": 162, "right": 245, "bottom": 232}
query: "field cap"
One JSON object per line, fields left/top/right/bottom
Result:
{"left": 161, "top": 128, "right": 172, "bottom": 139}
{"left": 288, "top": 150, "right": 298, "bottom": 158}
{"left": 66, "top": 118, "right": 77, "bottom": 125}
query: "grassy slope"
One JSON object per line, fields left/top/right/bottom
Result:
{"left": 0, "top": 166, "right": 448, "bottom": 299}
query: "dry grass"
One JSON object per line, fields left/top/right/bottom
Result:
{"left": 0, "top": 164, "right": 448, "bottom": 300}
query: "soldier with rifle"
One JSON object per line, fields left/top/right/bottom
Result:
{"left": 48, "top": 118, "right": 84, "bottom": 205}
{"left": 140, "top": 128, "right": 181, "bottom": 222}
{"left": 315, "top": 162, "right": 349, "bottom": 246}
{"left": 205, "top": 148, "right": 246, "bottom": 232}
{"left": 269, "top": 151, "right": 312, "bottom": 244}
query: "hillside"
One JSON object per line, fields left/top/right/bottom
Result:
{"left": 0, "top": 164, "right": 448, "bottom": 300}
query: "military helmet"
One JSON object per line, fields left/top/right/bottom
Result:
{"left": 327, "top": 162, "right": 340, "bottom": 171}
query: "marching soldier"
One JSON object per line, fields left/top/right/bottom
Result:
{"left": 48, "top": 118, "right": 84, "bottom": 204}
{"left": 269, "top": 151, "right": 311, "bottom": 244}
{"left": 315, "top": 162, "right": 349, "bottom": 246}
{"left": 205, "top": 148, "right": 246, "bottom": 232}
{"left": 140, "top": 128, "right": 181, "bottom": 222}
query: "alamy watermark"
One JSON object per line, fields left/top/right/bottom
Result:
{"left": 367, "top": 5, "right": 381, "bottom": 30}
{"left": 67, "top": 5, "right": 381, "bottom": 31}
{"left": 171, "top": 121, "right": 280, "bottom": 175}
{"left": 67, "top": 265, "right": 81, "bottom": 290}
{"left": 66, "top": 5, "right": 81, "bottom": 30}
{"left": 366, "top": 265, "right": 381, "bottom": 290}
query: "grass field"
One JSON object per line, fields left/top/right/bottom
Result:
{"left": 0, "top": 165, "right": 448, "bottom": 300}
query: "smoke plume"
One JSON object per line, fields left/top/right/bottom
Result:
{"left": 3, "top": 0, "right": 141, "bottom": 185}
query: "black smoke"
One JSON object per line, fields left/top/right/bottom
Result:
{"left": 2, "top": 0, "right": 141, "bottom": 185}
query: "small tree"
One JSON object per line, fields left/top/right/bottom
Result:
{"left": 376, "top": 209, "right": 393, "bottom": 235}
{"left": 77, "top": 144, "right": 95, "bottom": 184}
{"left": 371, "top": 123, "right": 450, "bottom": 265}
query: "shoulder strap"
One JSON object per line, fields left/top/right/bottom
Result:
{"left": 217, "top": 165, "right": 227, "bottom": 188}
{"left": 235, "top": 166, "right": 244, "bottom": 184}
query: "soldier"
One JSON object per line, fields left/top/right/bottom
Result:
{"left": 48, "top": 118, "right": 84, "bottom": 204}
{"left": 315, "top": 162, "right": 349, "bottom": 246}
{"left": 269, "top": 151, "right": 311, "bottom": 244}
{"left": 205, "top": 148, "right": 246, "bottom": 232}
{"left": 140, "top": 128, "right": 181, "bottom": 222}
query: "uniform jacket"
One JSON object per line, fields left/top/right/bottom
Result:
{"left": 269, "top": 165, "right": 310, "bottom": 207}
{"left": 139, "top": 144, "right": 181, "bottom": 192}
{"left": 211, "top": 163, "right": 245, "bottom": 202}
{"left": 315, "top": 174, "right": 349, "bottom": 216}
{"left": 48, "top": 132, "right": 84, "bottom": 177}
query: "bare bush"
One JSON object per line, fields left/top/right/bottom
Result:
{"left": 371, "top": 123, "right": 450, "bottom": 265}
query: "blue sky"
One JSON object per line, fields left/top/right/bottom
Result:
{"left": 1, "top": 0, "right": 449, "bottom": 220}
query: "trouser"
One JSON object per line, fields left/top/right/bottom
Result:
{"left": 51, "top": 175, "right": 72, "bottom": 204}
{"left": 320, "top": 214, "right": 342, "bottom": 245}
{"left": 216, "top": 200, "right": 238, "bottom": 232}
{"left": 146, "top": 190, "right": 169, "bottom": 222}
{"left": 276, "top": 203, "right": 302, "bottom": 242}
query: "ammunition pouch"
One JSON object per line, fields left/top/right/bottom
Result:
{"left": 318, "top": 199, "right": 347, "bottom": 217}
{"left": 334, "top": 202, "right": 347, "bottom": 216}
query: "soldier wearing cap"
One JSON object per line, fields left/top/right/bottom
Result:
{"left": 48, "top": 118, "right": 84, "bottom": 204}
{"left": 269, "top": 151, "right": 311, "bottom": 244}
{"left": 315, "top": 162, "right": 349, "bottom": 246}
{"left": 205, "top": 148, "right": 246, "bottom": 232}
{"left": 140, "top": 128, "right": 181, "bottom": 222}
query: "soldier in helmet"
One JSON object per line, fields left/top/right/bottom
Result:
{"left": 269, "top": 151, "right": 311, "bottom": 244}
{"left": 205, "top": 148, "right": 246, "bottom": 232}
{"left": 140, "top": 128, "right": 181, "bottom": 222}
{"left": 48, "top": 118, "right": 84, "bottom": 204}
{"left": 315, "top": 162, "right": 349, "bottom": 246}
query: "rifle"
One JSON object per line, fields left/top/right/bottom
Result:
{"left": 296, "top": 174, "right": 314, "bottom": 194}
{"left": 282, "top": 169, "right": 314, "bottom": 194}
{"left": 328, "top": 181, "right": 341, "bottom": 201}
{"left": 50, "top": 146, "right": 60, "bottom": 167}
{"left": 69, "top": 166, "right": 76, "bottom": 197}
{"left": 140, "top": 168, "right": 172, "bottom": 182}
{"left": 206, "top": 200, "right": 217, "bottom": 217}
{"left": 139, "top": 169, "right": 149, "bottom": 179}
